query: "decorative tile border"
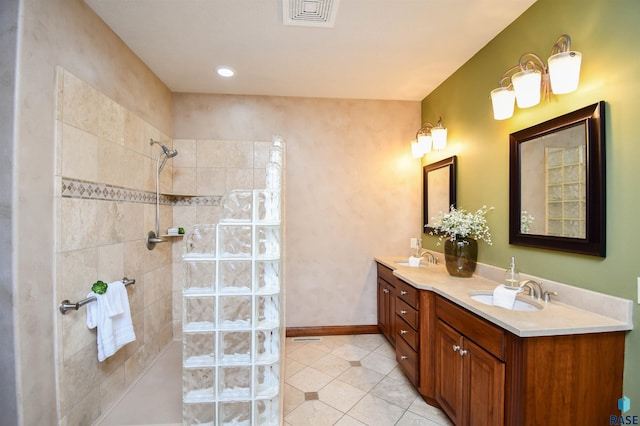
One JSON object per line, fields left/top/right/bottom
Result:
{"left": 171, "top": 195, "right": 222, "bottom": 207}
{"left": 61, "top": 177, "right": 154, "bottom": 203}
{"left": 61, "top": 177, "right": 222, "bottom": 206}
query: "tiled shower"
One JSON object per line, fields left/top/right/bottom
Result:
{"left": 55, "top": 68, "right": 281, "bottom": 425}
{"left": 55, "top": 68, "right": 175, "bottom": 425}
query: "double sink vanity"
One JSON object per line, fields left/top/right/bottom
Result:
{"left": 375, "top": 256, "right": 633, "bottom": 425}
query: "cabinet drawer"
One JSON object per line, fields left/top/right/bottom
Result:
{"left": 377, "top": 263, "right": 396, "bottom": 285}
{"left": 396, "top": 279, "right": 419, "bottom": 309}
{"left": 396, "top": 298, "right": 419, "bottom": 330}
{"left": 436, "top": 296, "right": 505, "bottom": 361}
{"left": 395, "top": 315, "right": 419, "bottom": 351}
{"left": 396, "top": 336, "right": 419, "bottom": 387}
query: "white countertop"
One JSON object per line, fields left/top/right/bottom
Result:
{"left": 375, "top": 256, "right": 633, "bottom": 337}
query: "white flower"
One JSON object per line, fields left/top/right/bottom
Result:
{"left": 428, "top": 205, "right": 494, "bottom": 245}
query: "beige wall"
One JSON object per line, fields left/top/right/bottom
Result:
{"left": 173, "top": 94, "right": 422, "bottom": 328}
{"left": 0, "top": 0, "right": 19, "bottom": 423}
{"left": 9, "top": 0, "right": 172, "bottom": 424}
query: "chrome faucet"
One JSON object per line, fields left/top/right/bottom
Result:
{"left": 543, "top": 290, "right": 558, "bottom": 302}
{"left": 420, "top": 250, "right": 438, "bottom": 265}
{"left": 413, "top": 238, "right": 438, "bottom": 265}
{"left": 519, "top": 279, "right": 543, "bottom": 300}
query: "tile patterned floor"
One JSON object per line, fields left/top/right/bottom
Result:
{"left": 96, "top": 334, "right": 453, "bottom": 425}
{"left": 284, "top": 334, "right": 453, "bottom": 426}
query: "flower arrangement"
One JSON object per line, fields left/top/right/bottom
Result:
{"left": 520, "top": 210, "right": 534, "bottom": 233}
{"left": 428, "top": 205, "right": 494, "bottom": 244}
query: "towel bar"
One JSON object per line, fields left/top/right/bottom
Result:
{"left": 59, "top": 277, "right": 136, "bottom": 315}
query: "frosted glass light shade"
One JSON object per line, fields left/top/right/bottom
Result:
{"left": 411, "top": 134, "right": 432, "bottom": 158}
{"left": 512, "top": 69, "right": 542, "bottom": 108}
{"left": 411, "top": 141, "right": 423, "bottom": 158}
{"left": 418, "top": 134, "right": 433, "bottom": 153}
{"left": 548, "top": 51, "right": 581, "bottom": 94}
{"left": 491, "top": 87, "right": 516, "bottom": 120}
{"left": 432, "top": 127, "right": 447, "bottom": 150}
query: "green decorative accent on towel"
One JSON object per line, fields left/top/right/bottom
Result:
{"left": 92, "top": 280, "right": 108, "bottom": 295}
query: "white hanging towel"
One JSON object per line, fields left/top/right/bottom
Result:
{"left": 87, "top": 280, "right": 136, "bottom": 362}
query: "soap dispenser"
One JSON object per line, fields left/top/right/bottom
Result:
{"left": 414, "top": 237, "right": 422, "bottom": 257}
{"left": 408, "top": 237, "right": 422, "bottom": 266}
{"left": 504, "top": 256, "right": 519, "bottom": 288}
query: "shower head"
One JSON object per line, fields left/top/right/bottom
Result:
{"left": 150, "top": 139, "right": 178, "bottom": 172}
{"left": 150, "top": 139, "right": 178, "bottom": 158}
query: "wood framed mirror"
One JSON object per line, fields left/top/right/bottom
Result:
{"left": 509, "top": 101, "right": 605, "bottom": 256}
{"left": 424, "top": 156, "right": 457, "bottom": 232}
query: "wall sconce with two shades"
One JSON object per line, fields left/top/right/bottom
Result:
{"left": 490, "top": 34, "right": 582, "bottom": 120}
{"left": 411, "top": 117, "right": 448, "bottom": 158}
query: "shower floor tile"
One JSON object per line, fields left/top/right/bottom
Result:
{"left": 95, "top": 341, "right": 182, "bottom": 426}
{"left": 95, "top": 334, "right": 452, "bottom": 426}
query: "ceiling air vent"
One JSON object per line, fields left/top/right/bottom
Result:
{"left": 282, "top": 0, "right": 340, "bottom": 28}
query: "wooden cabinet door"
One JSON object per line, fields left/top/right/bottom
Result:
{"left": 437, "top": 319, "right": 505, "bottom": 426}
{"left": 435, "top": 320, "right": 463, "bottom": 425}
{"left": 463, "top": 338, "right": 504, "bottom": 426}
{"left": 377, "top": 278, "right": 390, "bottom": 338}
{"left": 377, "top": 278, "right": 395, "bottom": 344}
{"left": 377, "top": 278, "right": 388, "bottom": 333}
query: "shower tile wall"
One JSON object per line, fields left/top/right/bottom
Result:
{"left": 171, "top": 138, "right": 274, "bottom": 339}
{"left": 54, "top": 69, "right": 174, "bottom": 425}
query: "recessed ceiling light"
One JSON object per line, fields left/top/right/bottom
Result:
{"left": 216, "top": 66, "right": 235, "bottom": 78}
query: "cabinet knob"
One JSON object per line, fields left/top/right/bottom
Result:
{"left": 401, "top": 310, "right": 407, "bottom": 315}
{"left": 401, "top": 355, "right": 408, "bottom": 360}
{"left": 452, "top": 345, "right": 460, "bottom": 352}
{"left": 459, "top": 349, "right": 468, "bottom": 357}
{"left": 401, "top": 290, "right": 408, "bottom": 295}
{"left": 400, "top": 329, "right": 408, "bottom": 334}
{"left": 383, "top": 288, "right": 389, "bottom": 294}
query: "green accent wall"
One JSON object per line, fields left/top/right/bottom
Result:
{"left": 421, "top": 0, "right": 640, "bottom": 404}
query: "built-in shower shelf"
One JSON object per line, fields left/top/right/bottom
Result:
{"left": 160, "top": 234, "right": 183, "bottom": 238}
{"left": 160, "top": 191, "right": 197, "bottom": 197}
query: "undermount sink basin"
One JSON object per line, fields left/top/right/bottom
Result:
{"left": 469, "top": 291, "right": 543, "bottom": 312}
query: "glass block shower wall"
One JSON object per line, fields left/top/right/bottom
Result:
{"left": 545, "top": 144, "right": 585, "bottom": 238}
{"left": 181, "top": 137, "right": 284, "bottom": 425}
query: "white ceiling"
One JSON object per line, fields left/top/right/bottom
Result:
{"left": 85, "top": 0, "right": 536, "bottom": 101}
